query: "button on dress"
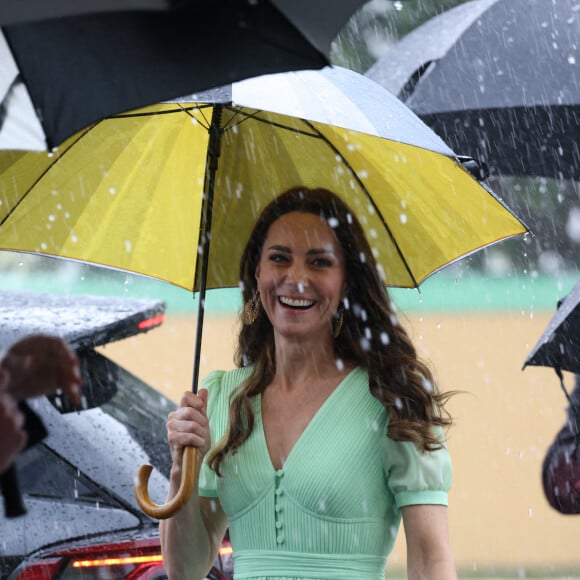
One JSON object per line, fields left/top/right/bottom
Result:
{"left": 199, "top": 367, "right": 452, "bottom": 580}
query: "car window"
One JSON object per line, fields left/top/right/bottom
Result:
{"left": 17, "top": 444, "right": 121, "bottom": 508}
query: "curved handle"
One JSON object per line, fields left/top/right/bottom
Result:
{"left": 134, "top": 446, "right": 198, "bottom": 519}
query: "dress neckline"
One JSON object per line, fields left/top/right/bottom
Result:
{"left": 257, "top": 366, "right": 360, "bottom": 473}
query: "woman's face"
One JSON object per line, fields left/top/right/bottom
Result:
{"left": 255, "top": 211, "right": 347, "bottom": 341}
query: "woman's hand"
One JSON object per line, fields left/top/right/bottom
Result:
{"left": 1, "top": 334, "right": 82, "bottom": 407}
{"left": 167, "top": 389, "right": 210, "bottom": 471}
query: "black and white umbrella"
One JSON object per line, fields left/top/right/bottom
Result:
{"left": 366, "top": 0, "right": 580, "bottom": 180}
{"left": 0, "top": 0, "right": 367, "bottom": 150}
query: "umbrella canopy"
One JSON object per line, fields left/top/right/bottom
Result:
{"left": 365, "top": 0, "right": 580, "bottom": 180}
{"left": 0, "top": 66, "right": 527, "bottom": 296}
{"left": 0, "top": 0, "right": 369, "bottom": 150}
{"left": 524, "top": 279, "right": 580, "bottom": 375}
{"left": 0, "top": 64, "right": 528, "bottom": 519}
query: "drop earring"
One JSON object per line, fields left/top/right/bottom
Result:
{"left": 243, "top": 292, "right": 261, "bottom": 326}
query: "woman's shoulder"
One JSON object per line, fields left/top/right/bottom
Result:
{"left": 201, "top": 366, "right": 253, "bottom": 394}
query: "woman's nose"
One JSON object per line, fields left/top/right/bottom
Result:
{"left": 286, "top": 262, "right": 308, "bottom": 292}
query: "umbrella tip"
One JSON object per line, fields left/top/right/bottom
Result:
{"left": 457, "top": 156, "right": 489, "bottom": 181}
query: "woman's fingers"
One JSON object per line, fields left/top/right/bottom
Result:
{"left": 167, "top": 390, "right": 211, "bottom": 459}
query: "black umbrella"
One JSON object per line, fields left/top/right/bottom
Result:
{"left": 0, "top": 1, "right": 366, "bottom": 150}
{"left": 366, "top": 0, "right": 580, "bottom": 180}
{"left": 524, "top": 278, "right": 580, "bottom": 404}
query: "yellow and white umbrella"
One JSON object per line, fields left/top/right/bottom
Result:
{"left": 0, "top": 65, "right": 527, "bottom": 517}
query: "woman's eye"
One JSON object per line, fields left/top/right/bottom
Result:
{"left": 269, "top": 253, "right": 288, "bottom": 263}
{"left": 312, "top": 258, "right": 332, "bottom": 267}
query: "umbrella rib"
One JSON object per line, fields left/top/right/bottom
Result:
{"left": 302, "top": 119, "right": 420, "bottom": 288}
{"left": 221, "top": 107, "right": 322, "bottom": 138}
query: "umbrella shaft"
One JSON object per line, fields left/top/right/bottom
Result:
{"left": 192, "top": 105, "right": 223, "bottom": 393}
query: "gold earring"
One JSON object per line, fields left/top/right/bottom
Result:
{"left": 243, "top": 292, "right": 260, "bottom": 326}
{"left": 333, "top": 304, "right": 344, "bottom": 338}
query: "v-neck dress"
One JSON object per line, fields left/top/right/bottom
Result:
{"left": 199, "top": 366, "right": 452, "bottom": 580}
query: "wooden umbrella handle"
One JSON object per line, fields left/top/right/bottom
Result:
{"left": 134, "top": 446, "right": 198, "bottom": 519}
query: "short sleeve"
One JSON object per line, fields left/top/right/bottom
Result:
{"left": 382, "top": 426, "right": 452, "bottom": 509}
{"left": 198, "top": 370, "right": 227, "bottom": 498}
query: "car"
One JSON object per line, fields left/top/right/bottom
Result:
{"left": 0, "top": 290, "right": 233, "bottom": 580}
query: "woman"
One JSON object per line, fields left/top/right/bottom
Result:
{"left": 160, "top": 187, "right": 456, "bottom": 579}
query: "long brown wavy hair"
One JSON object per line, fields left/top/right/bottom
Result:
{"left": 207, "top": 187, "right": 452, "bottom": 475}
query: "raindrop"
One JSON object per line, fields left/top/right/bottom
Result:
{"left": 109, "top": 187, "right": 116, "bottom": 195}
{"left": 565, "top": 207, "right": 580, "bottom": 242}
{"left": 346, "top": 213, "right": 353, "bottom": 225}
{"left": 394, "top": 397, "right": 403, "bottom": 410}
{"left": 297, "top": 282, "right": 305, "bottom": 294}
{"left": 40, "top": 242, "right": 47, "bottom": 250}
{"left": 380, "top": 331, "right": 390, "bottom": 345}
{"left": 359, "top": 252, "right": 366, "bottom": 264}
{"left": 359, "top": 337, "right": 371, "bottom": 351}
{"left": 568, "top": 55, "right": 576, "bottom": 65}
{"left": 70, "top": 234, "right": 78, "bottom": 243}
{"left": 399, "top": 213, "right": 407, "bottom": 224}
{"left": 335, "top": 358, "right": 345, "bottom": 371}
{"left": 368, "top": 228, "right": 377, "bottom": 239}
{"left": 317, "top": 498, "right": 326, "bottom": 512}
{"left": 48, "top": 214, "right": 56, "bottom": 222}
{"left": 124, "top": 239, "right": 132, "bottom": 253}
{"left": 327, "top": 217, "right": 339, "bottom": 229}
{"left": 376, "top": 264, "right": 386, "bottom": 283}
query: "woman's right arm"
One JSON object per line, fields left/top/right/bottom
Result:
{"left": 159, "top": 389, "right": 228, "bottom": 580}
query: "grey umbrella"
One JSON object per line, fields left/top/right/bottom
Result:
{"left": 366, "top": 0, "right": 580, "bottom": 180}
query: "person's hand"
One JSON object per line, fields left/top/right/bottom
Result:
{"left": 0, "top": 369, "right": 27, "bottom": 473}
{"left": 0, "top": 335, "right": 82, "bottom": 407}
{"left": 166, "top": 389, "right": 210, "bottom": 469}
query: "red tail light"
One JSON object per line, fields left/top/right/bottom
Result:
{"left": 14, "top": 536, "right": 230, "bottom": 580}
{"left": 14, "top": 538, "right": 163, "bottom": 580}
{"left": 137, "top": 314, "right": 165, "bottom": 330}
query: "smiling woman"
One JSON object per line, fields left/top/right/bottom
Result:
{"left": 159, "top": 186, "right": 457, "bottom": 580}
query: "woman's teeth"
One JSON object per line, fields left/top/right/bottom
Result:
{"left": 279, "top": 296, "right": 315, "bottom": 309}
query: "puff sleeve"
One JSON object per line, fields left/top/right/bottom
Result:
{"left": 382, "top": 426, "right": 452, "bottom": 509}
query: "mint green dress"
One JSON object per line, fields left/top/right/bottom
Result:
{"left": 199, "top": 367, "right": 452, "bottom": 580}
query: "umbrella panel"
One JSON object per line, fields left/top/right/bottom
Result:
{"left": 0, "top": 102, "right": 527, "bottom": 292}
{"left": 366, "top": 0, "right": 580, "bottom": 180}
